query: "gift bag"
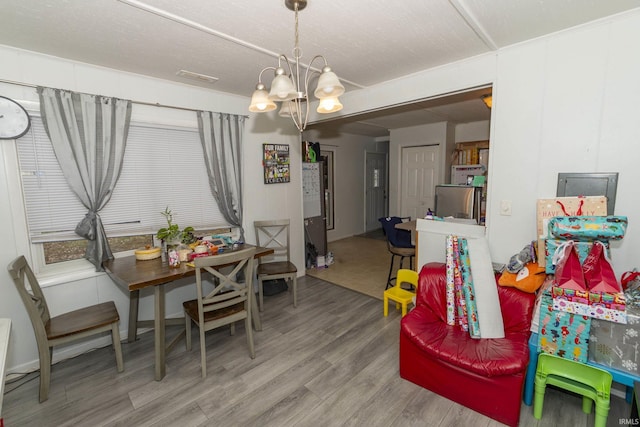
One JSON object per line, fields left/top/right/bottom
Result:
{"left": 545, "top": 239, "right": 610, "bottom": 274}
{"left": 554, "top": 241, "right": 587, "bottom": 291}
{"left": 583, "top": 241, "right": 621, "bottom": 293}
{"left": 536, "top": 196, "right": 607, "bottom": 267}
{"left": 622, "top": 270, "right": 640, "bottom": 291}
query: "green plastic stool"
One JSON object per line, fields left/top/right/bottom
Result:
{"left": 534, "top": 353, "right": 612, "bottom": 427}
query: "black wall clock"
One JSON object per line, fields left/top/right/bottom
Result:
{"left": 0, "top": 96, "right": 31, "bottom": 140}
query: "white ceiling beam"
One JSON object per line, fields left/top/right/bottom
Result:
{"left": 449, "top": 0, "right": 498, "bottom": 50}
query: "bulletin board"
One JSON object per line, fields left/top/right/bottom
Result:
{"left": 302, "top": 162, "right": 322, "bottom": 218}
{"left": 263, "top": 143, "right": 290, "bottom": 184}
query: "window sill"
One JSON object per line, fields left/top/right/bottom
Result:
{"left": 37, "top": 259, "right": 104, "bottom": 288}
{"left": 36, "top": 250, "right": 138, "bottom": 288}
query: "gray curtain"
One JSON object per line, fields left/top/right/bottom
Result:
{"left": 38, "top": 87, "right": 132, "bottom": 271}
{"left": 197, "top": 111, "right": 246, "bottom": 242}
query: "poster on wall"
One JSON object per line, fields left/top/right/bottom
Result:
{"left": 263, "top": 143, "right": 290, "bottom": 184}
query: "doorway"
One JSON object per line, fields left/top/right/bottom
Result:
{"left": 365, "top": 151, "right": 388, "bottom": 231}
{"left": 400, "top": 145, "right": 440, "bottom": 220}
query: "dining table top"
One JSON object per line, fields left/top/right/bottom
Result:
{"left": 103, "top": 243, "right": 274, "bottom": 292}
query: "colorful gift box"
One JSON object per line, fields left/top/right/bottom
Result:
{"left": 548, "top": 215, "right": 628, "bottom": 241}
{"left": 588, "top": 306, "right": 640, "bottom": 375}
{"left": 537, "top": 291, "right": 591, "bottom": 363}
{"left": 544, "top": 239, "right": 610, "bottom": 274}
{"left": 536, "top": 196, "right": 607, "bottom": 267}
{"left": 552, "top": 286, "right": 627, "bottom": 324}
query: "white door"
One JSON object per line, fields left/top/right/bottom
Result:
{"left": 365, "top": 152, "right": 387, "bottom": 231}
{"left": 401, "top": 145, "right": 439, "bottom": 220}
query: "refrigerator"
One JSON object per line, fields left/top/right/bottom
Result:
{"left": 434, "top": 185, "right": 483, "bottom": 224}
{"left": 302, "top": 162, "right": 327, "bottom": 258}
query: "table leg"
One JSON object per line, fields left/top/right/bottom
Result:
{"left": 154, "top": 284, "right": 166, "bottom": 381}
{"left": 128, "top": 290, "right": 140, "bottom": 342}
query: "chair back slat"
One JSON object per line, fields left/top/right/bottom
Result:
{"left": 7, "top": 256, "right": 51, "bottom": 331}
{"left": 202, "top": 294, "right": 246, "bottom": 313}
{"left": 254, "top": 219, "right": 291, "bottom": 263}
{"left": 193, "top": 247, "right": 256, "bottom": 321}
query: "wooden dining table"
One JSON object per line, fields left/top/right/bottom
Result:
{"left": 103, "top": 244, "right": 273, "bottom": 381}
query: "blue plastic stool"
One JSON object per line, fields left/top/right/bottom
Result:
{"left": 523, "top": 333, "right": 540, "bottom": 405}
{"left": 524, "top": 332, "right": 640, "bottom": 405}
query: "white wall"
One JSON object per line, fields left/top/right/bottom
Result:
{"left": 0, "top": 45, "right": 304, "bottom": 373}
{"left": 303, "top": 129, "right": 381, "bottom": 242}
{"left": 487, "top": 10, "right": 640, "bottom": 273}
{"left": 332, "top": 9, "right": 640, "bottom": 278}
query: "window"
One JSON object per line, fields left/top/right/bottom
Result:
{"left": 17, "top": 116, "right": 230, "bottom": 266}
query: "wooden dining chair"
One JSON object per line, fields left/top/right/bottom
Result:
{"left": 183, "top": 247, "right": 257, "bottom": 378}
{"left": 253, "top": 219, "right": 298, "bottom": 311}
{"left": 7, "top": 255, "right": 124, "bottom": 402}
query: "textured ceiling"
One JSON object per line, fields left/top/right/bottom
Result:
{"left": 1, "top": 0, "right": 639, "bottom": 136}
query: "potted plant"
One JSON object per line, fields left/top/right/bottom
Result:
{"left": 156, "top": 207, "right": 195, "bottom": 246}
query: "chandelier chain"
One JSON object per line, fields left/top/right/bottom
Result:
{"left": 293, "top": 2, "right": 301, "bottom": 60}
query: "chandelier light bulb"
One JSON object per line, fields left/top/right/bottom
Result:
{"left": 317, "top": 96, "right": 343, "bottom": 113}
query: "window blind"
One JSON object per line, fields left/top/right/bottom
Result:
{"left": 17, "top": 116, "right": 229, "bottom": 243}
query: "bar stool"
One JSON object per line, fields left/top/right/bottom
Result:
{"left": 378, "top": 216, "right": 415, "bottom": 290}
{"left": 534, "top": 353, "right": 612, "bottom": 427}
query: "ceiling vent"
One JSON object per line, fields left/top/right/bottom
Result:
{"left": 176, "top": 69, "right": 219, "bottom": 84}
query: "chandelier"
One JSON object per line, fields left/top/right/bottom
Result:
{"left": 248, "top": 0, "right": 345, "bottom": 132}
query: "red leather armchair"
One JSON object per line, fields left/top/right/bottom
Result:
{"left": 400, "top": 263, "right": 535, "bottom": 427}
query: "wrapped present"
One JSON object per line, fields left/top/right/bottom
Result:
{"left": 537, "top": 291, "right": 591, "bottom": 363}
{"left": 548, "top": 215, "right": 628, "bottom": 241}
{"left": 552, "top": 286, "right": 627, "bottom": 324}
{"left": 545, "top": 239, "right": 610, "bottom": 274}
{"left": 588, "top": 306, "right": 640, "bottom": 375}
{"left": 536, "top": 196, "right": 607, "bottom": 267}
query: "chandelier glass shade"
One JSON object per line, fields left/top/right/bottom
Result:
{"left": 248, "top": 84, "right": 277, "bottom": 112}
{"left": 249, "top": 0, "right": 345, "bottom": 132}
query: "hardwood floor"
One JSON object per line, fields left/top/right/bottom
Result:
{"left": 2, "top": 275, "right": 633, "bottom": 426}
